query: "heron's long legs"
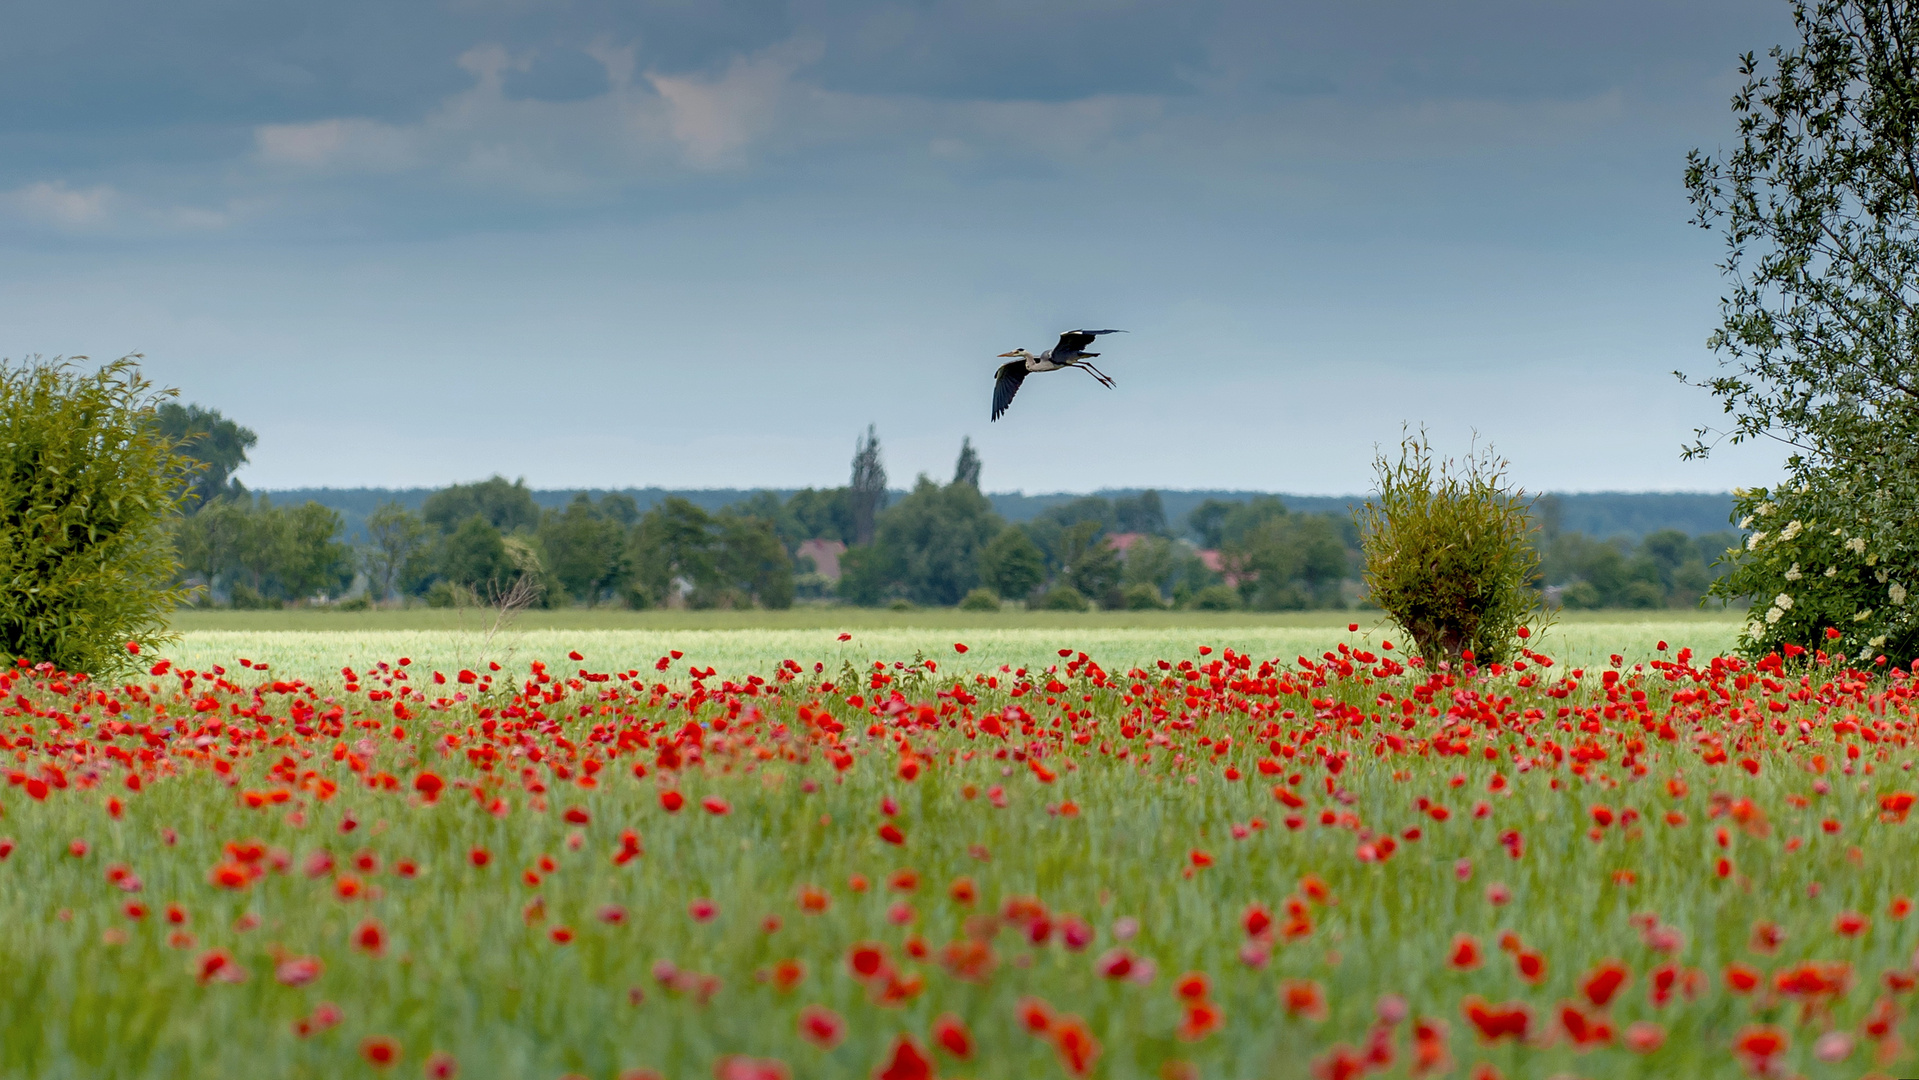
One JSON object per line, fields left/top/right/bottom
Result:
{"left": 1076, "top": 361, "right": 1116, "bottom": 389}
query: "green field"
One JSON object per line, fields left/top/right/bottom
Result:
{"left": 7, "top": 606, "right": 1913, "bottom": 1079}
{"left": 162, "top": 608, "right": 1745, "bottom": 685}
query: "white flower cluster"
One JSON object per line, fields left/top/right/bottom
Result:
{"left": 1893, "top": 582, "right": 1909, "bottom": 605}
{"left": 1846, "top": 536, "right": 1867, "bottom": 554}
{"left": 1785, "top": 563, "right": 1802, "bottom": 581}
{"left": 1748, "top": 532, "right": 1766, "bottom": 550}
{"left": 1780, "top": 519, "right": 1804, "bottom": 541}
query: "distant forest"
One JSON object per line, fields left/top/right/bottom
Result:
{"left": 161, "top": 402, "right": 1744, "bottom": 613}
{"left": 264, "top": 487, "right": 1736, "bottom": 546}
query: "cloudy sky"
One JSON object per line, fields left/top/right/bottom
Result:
{"left": 2, "top": 0, "right": 1796, "bottom": 495}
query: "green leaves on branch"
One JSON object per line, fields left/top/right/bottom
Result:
{"left": 1358, "top": 431, "right": 1545, "bottom": 666}
{"left": 1685, "top": 0, "right": 1919, "bottom": 661}
{"left": 1, "top": 356, "right": 192, "bottom": 675}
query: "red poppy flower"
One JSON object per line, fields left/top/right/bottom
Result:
{"left": 1017, "top": 996, "right": 1056, "bottom": 1035}
{"left": 931, "top": 1014, "right": 972, "bottom": 1059}
{"left": 1732, "top": 1025, "right": 1787, "bottom": 1068}
{"left": 1052, "top": 1015, "right": 1100, "bottom": 1077}
{"left": 1177, "top": 1000, "right": 1223, "bottom": 1041}
{"left": 360, "top": 1035, "right": 401, "bottom": 1068}
{"left": 1174, "top": 972, "right": 1210, "bottom": 1001}
{"left": 353, "top": 919, "right": 386, "bottom": 956}
{"left": 1461, "top": 997, "right": 1531, "bottom": 1042}
{"left": 878, "top": 823, "right": 905, "bottom": 845}
{"left": 848, "top": 943, "right": 888, "bottom": 980}
{"left": 660, "top": 791, "right": 685, "bottom": 813}
{"left": 1724, "top": 964, "right": 1761, "bottom": 993}
{"left": 796, "top": 1005, "right": 844, "bottom": 1049}
{"left": 1624, "top": 1021, "right": 1665, "bottom": 1053}
{"left": 1580, "top": 960, "right": 1629, "bottom": 1008}
{"left": 871, "top": 1035, "right": 932, "bottom": 1080}
{"left": 1448, "top": 934, "right": 1483, "bottom": 970}
{"left": 1280, "top": 979, "right": 1328, "bottom": 1022}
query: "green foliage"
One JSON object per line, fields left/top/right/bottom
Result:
{"left": 1684, "top": 2, "right": 1919, "bottom": 660}
{"left": 1358, "top": 432, "right": 1544, "bottom": 665}
{"left": 0, "top": 356, "right": 192, "bottom": 673}
{"left": 1121, "top": 582, "right": 1164, "bottom": 610}
{"left": 849, "top": 426, "right": 886, "bottom": 546}
{"left": 979, "top": 527, "right": 1046, "bottom": 602}
{"left": 631, "top": 498, "right": 720, "bottom": 606}
{"left": 151, "top": 402, "right": 256, "bottom": 511}
{"left": 1189, "top": 583, "right": 1240, "bottom": 611}
{"left": 422, "top": 476, "right": 541, "bottom": 535}
{"left": 538, "top": 495, "right": 629, "bottom": 607}
{"left": 175, "top": 495, "right": 356, "bottom": 607}
{"left": 623, "top": 499, "right": 794, "bottom": 610}
{"left": 362, "top": 502, "right": 429, "bottom": 603}
{"left": 712, "top": 514, "right": 794, "bottom": 610}
{"left": 958, "top": 587, "right": 1001, "bottom": 611}
{"left": 1222, "top": 512, "right": 1352, "bottom": 610}
{"left": 438, "top": 516, "right": 517, "bottom": 594}
{"left": 1113, "top": 490, "right": 1167, "bottom": 535}
{"left": 1716, "top": 478, "right": 1916, "bottom": 660}
{"left": 1539, "top": 529, "right": 1737, "bottom": 610}
{"left": 1057, "top": 521, "right": 1122, "bottom": 609}
{"left": 952, "top": 437, "right": 982, "bottom": 489}
{"left": 1036, "top": 585, "right": 1090, "bottom": 611}
{"left": 840, "top": 477, "right": 1004, "bottom": 607}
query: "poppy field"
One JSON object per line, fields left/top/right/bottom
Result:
{"left": 2, "top": 627, "right": 1916, "bottom": 1080}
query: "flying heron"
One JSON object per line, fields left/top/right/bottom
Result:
{"left": 990, "top": 329, "right": 1124, "bottom": 421}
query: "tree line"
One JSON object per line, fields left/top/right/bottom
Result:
{"left": 159, "top": 412, "right": 1744, "bottom": 613}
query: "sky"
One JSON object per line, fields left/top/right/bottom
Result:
{"left": 1, "top": 0, "right": 1798, "bottom": 495}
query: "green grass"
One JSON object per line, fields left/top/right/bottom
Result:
{"left": 1, "top": 627, "right": 1912, "bottom": 1080}
{"left": 162, "top": 608, "right": 1745, "bottom": 687}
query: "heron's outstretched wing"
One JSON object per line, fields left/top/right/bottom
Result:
{"left": 991, "top": 361, "right": 1027, "bottom": 421}
{"left": 1055, "top": 329, "right": 1125, "bottom": 354}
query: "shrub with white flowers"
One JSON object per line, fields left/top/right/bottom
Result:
{"left": 1715, "top": 475, "right": 1914, "bottom": 662}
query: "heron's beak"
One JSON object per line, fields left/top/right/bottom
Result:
{"left": 997, "top": 351, "right": 1019, "bottom": 357}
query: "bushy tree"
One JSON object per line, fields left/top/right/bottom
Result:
{"left": 630, "top": 498, "right": 719, "bottom": 606}
{"left": 1684, "top": 0, "right": 1919, "bottom": 660}
{"left": 152, "top": 402, "right": 256, "bottom": 510}
{"left": 980, "top": 527, "right": 1046, "bottom": 602}
{"left": 1358, "top": 432, "right": 1544, "bottom": 665}
{"left": 174, "top": 494, "right": 353, "bottom": 606}
{"left": 842, "top": 477, "right": 1003, "bottom": 606}
{"left": 423, "top": 476, "right": 541, "bottom": 535}
{"left": 1, "top": 356, "right": 192, "bottom": 673}
{"left": 362, "top": 502, "right": 428, "bottom": 603}
{"left": 1114, "top": 490, "right": 1167, "bottom": 535}
{"left": 1057, "top": 520, "right": 1123, "bottom": 608}
{"left": 538, "top": 494, "right": 628, "bottom": 606}
{"left": 439, "top": 516, "right": 516, "bottom": 594}
{"left": 1225, "top": 514, "right": 1351, "bottom": 610}
{"left": 714, "top": 514, "right": 794, "bottom": 609}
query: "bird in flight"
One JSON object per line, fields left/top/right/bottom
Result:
{"left": 991, "top": 329, "right": 1124, "bottom": 421}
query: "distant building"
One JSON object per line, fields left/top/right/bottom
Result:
{"left": 1106, "top": 532, "right": 1148, "bottom": 555}
{"left": 795, "top": 538, "right": 847, "bottom": 582}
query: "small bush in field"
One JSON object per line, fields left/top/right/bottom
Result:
{"left": 0, "top": 356, "right": 192, "bottom": 674}
{"left": 958, "top": 587, "right": 1001, "bottom": 611}
{"left": 1189, "top": 584, "right": 1238, "bottom": 611}
{"left": 1037, "top": 585, "right": 1090, "bottom": 611}
{"left": 1357, "top": 430, "right": 1542, "bottom": 665}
